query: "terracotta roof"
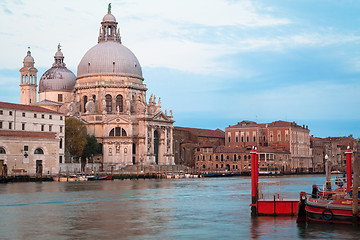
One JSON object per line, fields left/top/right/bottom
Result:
{"left": 174, "top": 126, "right": 225, "bottom": 138}
{"left": 0, "top": 130, "right": 57, "bottom": 139}
{"left": 323, "top": 136, "right": 358, "bottom": 146}
{"left": 227, "top": 120, "right": 308, "bottom": 130}
{"left": 227, "top": 120, "right": 264, "bottom": 129}
{"left": 0, "top": 101, "right": 62, "bottom": 114}
{"left": 213, "top": 145, "right": 290, "bottom": 154}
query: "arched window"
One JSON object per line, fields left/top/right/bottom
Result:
{"left": 105, "top": 94, "right": 112, "bottom": 113}
{"left": 0, "top": 147, "right": 6, "bottom": 154}
{"left": 83, "top": 96, "right": 88, "bottom": 113}
{"left": 34, "top": 148, "right": 44, "bottom": 154}
{"left": 154, "top": 130, "right": 159, "bottom": 164}
{"left": 116, "top": 94, "right": 123, "bottom": 112}
{"left": 109, "top": 127, "right": 127, "bottom": 137}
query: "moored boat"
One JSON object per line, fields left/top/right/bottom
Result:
{"left": 297, "top": 147, "right": 360, "bottom": 224}
{"left": 305, "top": 194, "right": 360, "bottom": 224}
{"left": 87, "top": 174, "right": 113, "bottom": 181}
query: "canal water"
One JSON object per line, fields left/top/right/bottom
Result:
{"left": 0, "top": 175, "right": 359, "bottom": 239}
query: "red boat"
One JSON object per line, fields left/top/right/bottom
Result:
{"left": 305, "top": 194, "right": 360, "bottom": 224}
{"left": 297, "top": 147, "right": 360, "bottom": 224}
{"left": 87, "top": 174, "right": 113, "bottom": 181}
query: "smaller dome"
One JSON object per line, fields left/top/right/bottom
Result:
{"left": 102, "top": 13, "right": 116, "bottom": 22}
{"left": 39, "top": 67, "right": 76, "bottom": 92}
{"left": 24, "top": 50, "right": 34, "bottom": 63}
{"left": 39, "top": 44, "right": 76, "bottom": 93}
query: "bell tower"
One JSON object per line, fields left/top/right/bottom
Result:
{"left": 20, "top": 47, "right": 38, "bottom": 105}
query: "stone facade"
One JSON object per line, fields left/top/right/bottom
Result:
{"left": 226, "top": 120, "right": 312, "bottom": 173}
{"left": 310, "top": 135, "right": 358, "bottom": 173}
{"left": 0, "top": 102, "right": 64, "bottom": 176}
{"left": 173, "top": 127, "right": 225, "bottom": 167}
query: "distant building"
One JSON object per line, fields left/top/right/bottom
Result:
{"left": 310, "top": 136, "right": 326, "bottom": 172}
{"left": 225, "top": 120, "right": 312, "bottom": 173}
{"left": 0, "top": 102, "right": 64, "bottom": 176}
{"left": 193, "top": 120, "right": 312, "bottom": 174}
{"left": 173, "top": 126, "right": 225, "bottom": 167}
{"left": 194, "top": 145, "right": 290, "bottom": 174}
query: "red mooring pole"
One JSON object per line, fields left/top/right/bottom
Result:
{"left": 251, "top": 146, "right": 258, "bottom": 216}
{"left": 345, "top": 146, "right": 352, "bottom": 193}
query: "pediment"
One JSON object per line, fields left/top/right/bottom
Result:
{"left": 105, "top": 116, "right": 131, "bottom": 124}
{"left": 152, "top": 111, "right": 170, "bottom": 122}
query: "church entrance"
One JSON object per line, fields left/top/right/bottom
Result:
{"left": 154, "top": 131, "right": 159, "bottom": 164}
{"left": 36, "top": 160, "right": 43, "bottom": 177}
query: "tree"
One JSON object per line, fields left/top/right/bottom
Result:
{"left": 65, "top": 118, "right": 87, "bottom": 159}
{"left": 82, "top": 135, "right": 102, "bottom": 166}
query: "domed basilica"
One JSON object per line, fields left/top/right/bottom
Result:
{"left": 19, "top": 6, "right": 175, "bottom": 170}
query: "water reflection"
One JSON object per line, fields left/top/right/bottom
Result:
{"left": 0, "top": 176, "right": 359, "bottom": 239}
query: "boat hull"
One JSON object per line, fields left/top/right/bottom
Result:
{"left": 305, "top": 198, "right": 360, "bottom": 224}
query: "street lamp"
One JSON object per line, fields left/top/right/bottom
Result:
{"left": 325, "top": 154, "right": 332, "bottom": 191}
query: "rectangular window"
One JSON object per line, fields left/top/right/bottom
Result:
{"left": 0, "top": 121, "right": 2, "bottom": 129}
{"left": 0, "top": 110, "right": 3, "bottom": 115}
{"left": 42, "top": 114, "right": 45, "bottom": 119}
{"left": 22, "top": 112, "right": 25, "bottom": 117}
{"left": 49, "top": 115, "right": 52, "bottom": 119}
{"left": 236, "top": 136, "right": 238, "bottom": 142}
{"left": 9, "top": 111, "right": 12, "bottom": 116}
{"left": 49, "top": 125, "right": 52, "bottom": 131}
{"left": 41, "top": 125, "right": 44, "bottom": 131}
{"left": 58, "top": 94, "right": 63, "bottom": 102}
{"left": 59, "top": 156, "right": 63, "bottom": 164}
{"left": 9, "top": 122, "right": 12, "bottom": 129}
{"left": 277, "top": 131, "right": 281, "bottom": 141}
{"left": 60, "top": 126, "right": 63, "bottom": 133}
{"left": 22, "top": 123, "right": 25, "bottom": 130}
{"left": 228, "top": 137, "right": 231, "bottom": 142}
{"left": 209, "top": 155, "right": 212, "bottom": 161}
{"left": 221, "top": 154, "right": 224, "bottom": 161}
{"left": 24, "top": 145, "right": 29, "bottom": 151}
{"left": 60, "top": 116, "right": 63, "bottom": 120}
{"left": 34, "top": 113, "right": 37, "bottom": 118}
{"left": 60, "top": 139, "right": 63, "bottom": 149}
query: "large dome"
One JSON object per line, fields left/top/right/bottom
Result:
{"left": 77, "top": 41, "right": 143, "bottom": 79}
{"left": 39, "top": 67, "right": 76, "bottom": 92}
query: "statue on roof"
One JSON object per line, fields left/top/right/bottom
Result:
{"left": 57, "top": 43, "right": 61, "bottom": 52}
{"left": 108, "top": 3, "right": 111, "bottom": 13}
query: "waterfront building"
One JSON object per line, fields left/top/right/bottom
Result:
{"left": 310, "top": 136, "right": 325, "bottom": 172}
{"left": 226, "top": 120, "right": 312, "bottom": 173}
{"left": 310, "top": 135, "right": 357, "bottom": 173}
{"left": 173, "top": 126, "right": 225, "bottom": 167}
{"left": 0, "top": 102, "right": 64, "bottom": 176}
{"left": 193, "top": 120, "right": 311, "bottom": 174}
{"left": 18, "top": 6, "right": 174, "bottom": 171}
{"left": 194, "top": 144, "right": 290, "bottom": 173}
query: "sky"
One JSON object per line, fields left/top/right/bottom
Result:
{"left": 0, "top": 0, "right": 359, "bottom": 138}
